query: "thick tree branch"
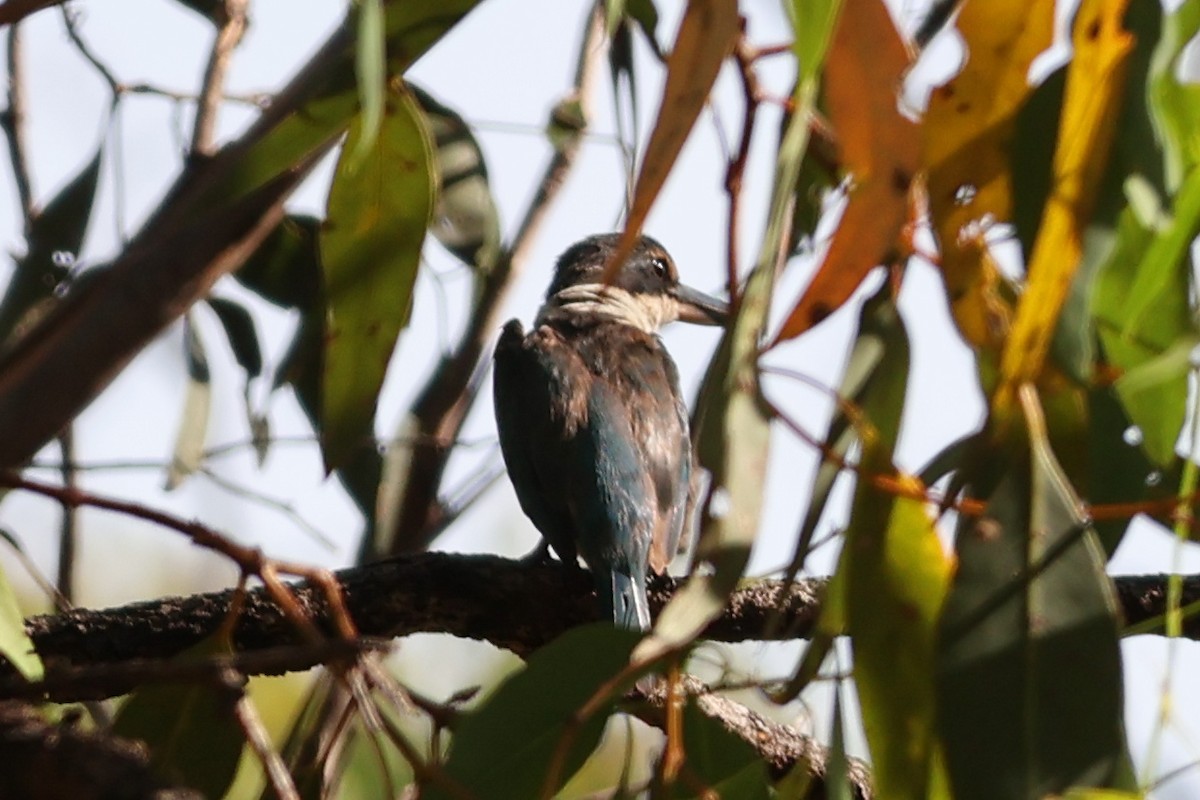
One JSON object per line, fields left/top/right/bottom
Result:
{"left": 0, "top": 0, "right": 59, "bottom": 28}
{"left": 5, "top": 551, "right": 1194, "bottom": 702}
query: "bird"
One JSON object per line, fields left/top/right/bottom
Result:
{"left": 493, "top": 233, "right": 727, "bottom": 631}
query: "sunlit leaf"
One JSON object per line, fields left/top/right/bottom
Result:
{"left": 923, "top": 0, "right": 1055, "bottom": 350}
{"left": 165, "top": 317, "right": 211, "bottom": 491}
{"left": 606, "top": 0, "right": 738, "bottom": 274}
{"left": 319, "top": 83, "right": 436, "bottom": 471}
{"left": 0, "top": 562, "right": 42, "bottom": 682}
{"left": 0, "top": 147, "right": 102, "bottom": 347}
{"left": 429, "top": 624, "right": 642, "bottom": 800}
{"left": 937, "top": 388, "right": 1132, "bottom": 798}
{"left": 775, "top": 0, "right": 918, "bottom": 340}
{"left": 412, "top": 85, "right": 500, "bottom": 272}
{"left": 1092, "top": 188, "right": 1191, "bottom": 466}
{"left": 113, "top": 635, "right": 245, "bottom": 798}
{"left": 840, "top": 291, "right": 951, "bottom": 800}
{"left": 1149, "top": 0, "right": 1200, "bottom": 189}
{"left": 994, "top": 0, "right": 1134, "bottom": 410}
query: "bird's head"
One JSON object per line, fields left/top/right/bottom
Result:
{"left": 537, "top": 233, "right": 728, "bottom": 332}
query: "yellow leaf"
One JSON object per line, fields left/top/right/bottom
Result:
{"left": 923, "top": 0, "right": 1056, "bottom": 350}
{"left": 775, "top": 0, "right": 919, "bottom": 341}
{"left": 848, "top": 495, "right": 953, "bottom": 800}
{"left": 605, "top": 0, "right": 738, "bottom": 276}
{"left": 995, "top": 0, "right": 1133, "bottom": 409}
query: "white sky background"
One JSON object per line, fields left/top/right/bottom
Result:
{"left": 1, "top": 0, "right": 1200, "bottom": 795}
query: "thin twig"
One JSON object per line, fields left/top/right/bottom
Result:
{"left": 0, "top": 471, "right": 360, "bottom": 646}
{"left": 55, "top": 429, "right": 77, "bottom": 602}
{"left": 199, "top": 466, "right": 337, "bottom": 549}
{"left": 2, "top": 24, "right": 33, "bottom": 221}
{"left": 234, "top": 689, "right": 302, "bottom": 800}
{"left": 190, "top": 0, "right": 249, "bottom": 156}
{"left": 724, "top": 23, "right": 757, "bottom": 304}
{"left": 60, "top": 6, "right": 120, "bottom": 98}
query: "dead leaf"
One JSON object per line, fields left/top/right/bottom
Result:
{"left": 604, "top": 0, "right": 739, "bottom": 279}
{"left": 774, "top": 0, "right": 920, "bottom": 342}
{"left": 923, "top": 0, "right": 1056, "bottom": 351}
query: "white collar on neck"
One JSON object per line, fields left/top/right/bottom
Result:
{"left": 535, "top": 283, "right": 676, "bottom": 334}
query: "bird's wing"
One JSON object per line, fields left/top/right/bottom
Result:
{"left": 615, "top": 337, "right": 691, "bottom": 574}
{"left": 493, "top": 320, "right": 579, "bottom": 563}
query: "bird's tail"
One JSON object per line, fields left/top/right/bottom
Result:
{"left": 607, "top": 569, "right": 651, "bottom": 631}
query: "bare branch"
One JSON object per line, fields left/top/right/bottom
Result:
{"left": 1, "top": 24, "right": 33, "bottom": 220}
{"left": 190, "top": 0, "right": 250, "bottom": 156}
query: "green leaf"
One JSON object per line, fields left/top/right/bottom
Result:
{"left": 1092, "top": 185, "right": 1192, "bottom": 466}
{"left": 0, "top": 147, "right": 102, "bottom": 346}
{"left": 937, "top": 390, "right": 1132, "bottom": 799}
{"left": 1149, "top": 0, "right": 1200, "bottom": 189}
{"left": 429, "top": 624, "right": 642, "bottom": 800}
{"left": 113, "top": 636, "right": 245, "bottom": 798}
{"left": 0, "top": 562, "right": 42, "bottom": 682}
{"left": 319, "top": 83, "right": 436, "bottom": 471}
{"left": 839, "top": 291, "right": 951, "bottom": 800}
{"left": 351, "top": 0, "right": 386, "bottom": 169}
{"left": 165, "top": 317, "right": 211, "bottom": 491}
{"left": 412, "top": 85, "right": 500, "bottom": 272}
{"left": 664, "top": 703, "right": 769, "bottom": 799}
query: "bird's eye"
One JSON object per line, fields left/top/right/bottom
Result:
{"left": 649, "top": 257, "right": 669, "bottom": 279}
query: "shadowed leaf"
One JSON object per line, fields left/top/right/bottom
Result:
{"left": 0, "top": 147, "right": 101, "bottom": 348}
{"left": 113, "top": 636, "right": 245, "bottom": 799}
{"left": 937, "top": 388, "right": 1131, "bottom": 799}
{"left": 664, "top": 702, "right": 769, "bottom": 799}
{"left": 429, "top": 624, "right": 642, "bottom": 800}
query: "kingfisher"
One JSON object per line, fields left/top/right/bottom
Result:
{"left": 493, "top": 233, "right": 728, "bottom": 631}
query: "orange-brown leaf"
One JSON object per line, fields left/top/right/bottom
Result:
{"left": 605, "top": 0, "right": 739, "bottom": 279}
{"left": 922, "top": 0, "right": 1056, "bottom": 350}
{"left": 774, "top": 0, "right": 919, "bottom": 342}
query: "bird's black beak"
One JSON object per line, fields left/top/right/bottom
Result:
{"left": 672, "top": 283, "right": 729, "bottom": 326}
